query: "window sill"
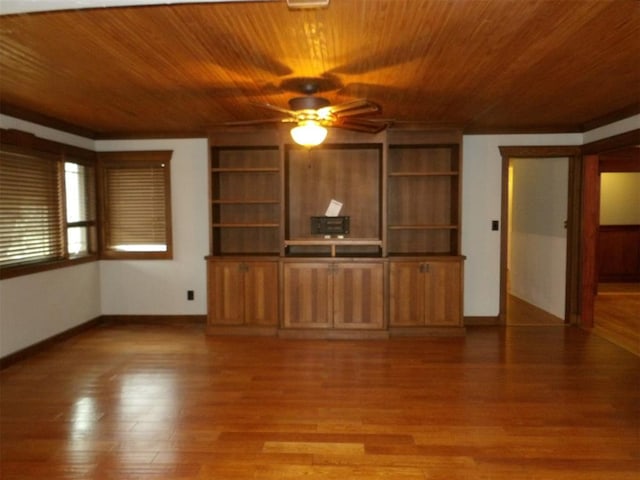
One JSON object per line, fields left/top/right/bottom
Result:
{"left": 0, "top": 255, "right": 98, "bottom": 280}
{"left": 99, "top": 251, "right": 173, "bottom": 260}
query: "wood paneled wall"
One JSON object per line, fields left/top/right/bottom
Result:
{"left": 598, "top": 225, "right": 640, "bottom": 282}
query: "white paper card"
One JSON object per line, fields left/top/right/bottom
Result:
{"left": 325, "top": 199, "right": 343, "bottom": 217}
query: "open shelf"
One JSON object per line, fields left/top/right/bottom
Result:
{"left": 388, "top": 171, "right": 459, "bottom": 177}
{"left": 388, "top": 225, "right": 459, "bottom": 230}
{"left": 284, "top": 143, "right": 383, "bottom": 258}
{"left": 285, "top": 238, "right": 382, "bottom": 257}
{"left": 211, "top": 167, "right": 279, "bottom": 173}
{"left": 210, "top": 146, "right": 281, "bottom": 256}
{"left": 212, "top": 200, "right": 279, "bottom": 204}
{"left": 387, "top": 144, "right": 460, "bottom": 257}
{"left": 212, "top": 225, "right": 280, "bottom": 256}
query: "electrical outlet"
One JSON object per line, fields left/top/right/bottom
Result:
{"left": 187, "top": 290, "right": 194, "bottom": 301}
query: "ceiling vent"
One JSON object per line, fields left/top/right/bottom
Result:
{"left": 286, "top": 0, "right": 329, "bottom": 9}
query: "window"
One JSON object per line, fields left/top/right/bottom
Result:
{"left": 0, "top": 130, "right": 96, "bottom": 278}
{"left": 65, "top": 161, "right": 96, "bottom": 257}
{"left": 98, "top": 151, "right": 173, "bottom": 259}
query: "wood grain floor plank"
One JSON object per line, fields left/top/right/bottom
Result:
{"left": 594, "top": 293, "right": 640, "bottom": 355}
{"left": 1, "top": 323, "right": 638, "bottom": 479}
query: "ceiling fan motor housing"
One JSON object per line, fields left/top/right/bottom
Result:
{"left": 289, "top": 96, "right": 331, "bottom": 111}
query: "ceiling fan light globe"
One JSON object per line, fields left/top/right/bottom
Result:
{"left": 291, "top": 121, "right": 328, "bottom": 147}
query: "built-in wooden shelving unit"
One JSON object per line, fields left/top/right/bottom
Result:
{"left": 206, "top": 128, "right": 464, "bottom": 337}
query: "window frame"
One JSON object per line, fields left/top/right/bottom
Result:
{"left": 0, "top": 129, "right": 98, "bottom": 280}
{"left": 64, "top": 160, "right": 97, "bottom": 259}
{"left": 97, "top": 150, "right": 173, "bottom": 260}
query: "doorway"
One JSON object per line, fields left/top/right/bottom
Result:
{"left": 589, "top": 146, "right": 640, "bottom": 354}
{"left": 498, "top": 146, "right": 582, "bottom": 326}
{"left": 581, "top": 131, "right": 640, "bottom": 332}
{"left": 506, "top": 157, "right": 568, "bottom": 325}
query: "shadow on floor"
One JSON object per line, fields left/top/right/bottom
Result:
{"left": 506, "top": 294, "right": 565, "bottom": 326}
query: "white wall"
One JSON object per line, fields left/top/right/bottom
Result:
{"left": 0, "top": 114, "right": 100, "bottom": 357}
{"left": 99, "top": 132, "right": 588, "bottom": 320}
{"left": 461, "top": 114, "right": 639, "bottom": 317}
{"left": 0, "top": 263, "right": 102, "bottom": 356}
{"left": 0, "top": 114, "right": 95, "bottom": 151}
{"left": 95, "top": 138, "right": 210, "bottom": 315}
{"left": 583, "top": 114, "right": 640, "bottom": 144}
{"left": 461, "top": 133, "right": 581, "bottom": 317}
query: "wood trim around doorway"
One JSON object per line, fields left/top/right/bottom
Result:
{"left": 498, "top": 146, "right": 582, "bottom": 325}
{"left": 579, "top": 128, "right": 640, "bottom": 328}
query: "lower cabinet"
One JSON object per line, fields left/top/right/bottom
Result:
{"left": 205, "top": 258, "right": 464, "bottom": 336}
{"left": 207, "top": 259, "right": 279, "bottom": 330}
{"left": 389, "top": 258, "right": 463, "bottom": 328}
{"left": 282, "top": 261, "right": 384, "bottom": 330}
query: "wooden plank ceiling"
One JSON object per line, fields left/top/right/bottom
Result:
{"left": 0, "top": 0, "right": 638, "bottom": 138}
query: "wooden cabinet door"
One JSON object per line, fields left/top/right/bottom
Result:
{"left": 283, "top": 263, "right": 332, "bottom": 328}
{"left": 333, "top": 262, "right": 384, "bottom": 329}
{"left": 423, "top": 261, "right": 462, "bottom": 326}
{"left": 389, "top": 261, "right": 425, "bottom": 326}
{"left": 208, "top": 261, "right": 244, "bottom": 325}
{"left": 244, "top": 262, "right": 279, "bottom": 326}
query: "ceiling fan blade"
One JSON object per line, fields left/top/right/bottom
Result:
{"left": 250, "top": 101, "right": 298, "bottom": 117}
{"left": 334, "top": 105, "right": 382, "bottom": 118}
{"left": 206, "top": 34, "right": 293, "bottom": 77}
{"left": 333, "top": 122, "right": 385, "bottom": 133}
{"left": 327, "top": 34, "right": 431, "bottom": 76}
{"left": 333, "top": 117, "right": 389, "bottom": 133}
{"left": 323, "top": 99, "right": 381, "bottom": 118}
{"left": 222, "top": 117, "right": 291, "bottom": 126}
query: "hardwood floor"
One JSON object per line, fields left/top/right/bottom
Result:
{"left": 598, "top": 283, "right": 640, "bottom": 294}
{"left": 506, "top": 294, "right": 565, "bottom": 325}
{"left": 1, "top": 322, "right": 639, "bottom": 479}
{"left": 594, "top": 283, "right": 640, "bottom": 356}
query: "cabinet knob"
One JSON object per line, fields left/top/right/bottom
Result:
{"left": 419, "top": 263, "right": 430, "bottom": 273}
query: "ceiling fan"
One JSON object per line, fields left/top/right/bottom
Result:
{"left": 225, "top": 79, "right": 389, "bottom": 147}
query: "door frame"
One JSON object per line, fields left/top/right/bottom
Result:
{"left": 580, "top": 129, "right": 640, "bottom": 327}
{"left": 498, "top": 146, "right": 582, "bottom": 325}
